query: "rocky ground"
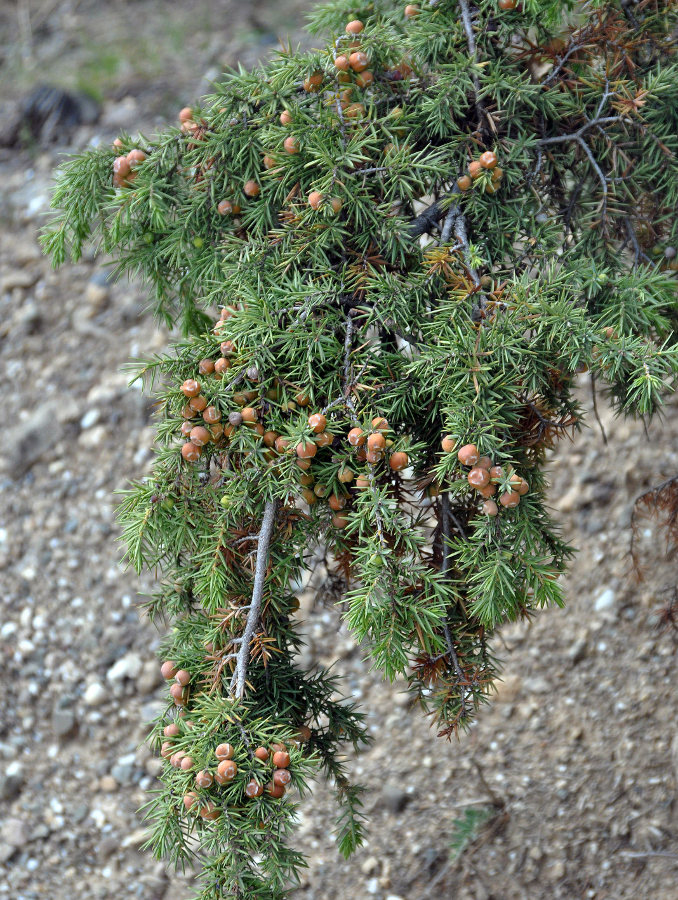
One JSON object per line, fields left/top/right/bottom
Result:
{"left": 1, "top": 3, "right": 677, "bottom": 899}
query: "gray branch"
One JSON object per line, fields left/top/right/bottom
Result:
{"left": 230, "top": 499, "right": 278, "bottom": 699}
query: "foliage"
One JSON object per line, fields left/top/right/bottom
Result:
{"left": 43, "top": 0, "right": 677, "bottom": 896}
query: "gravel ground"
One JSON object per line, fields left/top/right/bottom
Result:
{"left": 1, "top": 3, "right": 677, "bottom": 899}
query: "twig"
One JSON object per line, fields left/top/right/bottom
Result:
{"left": 458, "top": 0, "right": 489, "bottom": 131}
{"left": 409, "top": 199, "right": 445, "bottom": 238}
{"left": 230, "top": 499, "right": 278, "bottom": 699}
{"left": 542, "top": 24, "right": 595, "bottom": 87}
{"left": 343, "top": 313, "right": 354, "bottom": 386}
{"left": 575, "top": 135, "right": 609, "bottom": 224}
{"left": 440, "top": 204, "right": 458, "bottom": 245}
{"left": 624, "top": 217, "right": 653, "bottom": 266}
{"left": 538, "top": 115, "right": 623, "bottom": 145}
{"left": 452, "top": 209, "right": 480, "bottom": 288}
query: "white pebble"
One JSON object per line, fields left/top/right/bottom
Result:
{"left": 80, "top": 408, "right": 100, "bottom": 430}
{"left": 84, "top": 682, "right": 107, "bottom": 707}
{"left": 594, "top": 588, "right": 615, "bottom": 611}
{"left": 106, "top": 652, "right": 143, "bottom": 683}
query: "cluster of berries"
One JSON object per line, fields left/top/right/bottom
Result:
{"left": 160, "top": 659, "right": 191, "bottom": 706}
{"left": 441, "top": 439, "right": 529, "bottom": 516}
{"left": 158, "top": 656, "right": 301, "bottom": 820}
{"left": 457, "top": 151, "right": 504, "bottom": 195}
{"left": 346, "top": 418, "right": 409, "bottom": 475}
{"left": 176, "top": 314, "right": 411, "bottom": 525}
{"left": 295, "top": 416, "right": 410, "bottom": 525}
{"left": 180, "top": 742, "right": 296, "bottom": 822}
{"left": 112, "top": 140, "right": 146, "bottom": 188}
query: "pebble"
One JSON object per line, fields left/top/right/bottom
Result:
{"left": 111, "top": 753, "right": 137, "bottom": 785}
{"left": 51, "top": 705, "right": 77, "bottom": 739}
{"left": 523, "top": 676, "right": 550, "bottom": 695}
{"left": 361, "top": 856, "right": 379, "bottom": 875}
{"left": 107, "top": 652, "right": 143, "bottom": 683}
{"left": 1, "top": 269, "right": 39, "bottom": 292}
{"left": 78, "top": 424, "right": 108, "bottom": 448}
{"left": 0, "top": 817, "right": 29, "bottom": 848}
{"left": 85, "top": 280, "right": 110, "bottom": 312}
{"left": 494, "top": 674, "right": 523, "bottom": 703}
{"left": 0, "top": 761, "right": 24, "bottom": 800}
{"left": 121, "top": 828, "right": 149, "bottom": 849}
{"left": 80, "top": 408, "right": 101, "bottom": 430}
{"left": 136, "top": 659, "right": 163, "bottom": 695}
{"left": 567, "top": 636, "right": 588, "bottom": 664}
{"left": 72, "top": 803, "right": 90, "bottom": 824}
{"left": 380, "top": 784, "right": 410, "bottom": 814}
{"left": 594, "top": 588, "right": 615, "bottom": 612}
{"left": 1, "top": 402, "right": 67, "bottom": 477}
{"left": 84, "top": 681, "right": 108, "bottom": 707}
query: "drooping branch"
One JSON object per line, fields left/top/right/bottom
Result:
{"left": 230, "top": 499, "right": 279, "bottom": 699}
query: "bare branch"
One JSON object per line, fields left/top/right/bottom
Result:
{"left": 575, "top": 135, "right": 608, "bottom": 224}
{"left": 538, "top": 115, "right": 623, "bottom": 146}
{"left": 458, "top": 0, "right": 490, "bottom": 131}
{"left": 230, "top": 499, "right": 278, "bottom": 699}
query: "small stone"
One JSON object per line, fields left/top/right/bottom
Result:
{"left": 545, "top": 859, "right": 566, "bottom": 881}
{"left": 0, "top": 761, "right": 24, "bottom": 800}
{"left": 51, "top": 705, "right": 77, "bottom": 739}
{"left": 366, "top": 878, "right": 379, "bottom": 895}
{"left": 71, "top": 803, "right": 90, "bottom": 824}
{"left": 361, "top": 856, "right": 379, "bottom": 876}
{"left": 1, "top": 622, "right": 17, "bottom": 639}
{"left": 494, "top": 674, "right": 523, "bottom": 703}
{"left": 111, "top": 753, "right": 137, "bottom": 785}
{"left": 80, "top": 408, "right": 101, "bottom": 430}
{"left": 85, "top": 280, "right": 110, "bottom": 311}
{"left": 0, "top": 817, "right": 29, "bottom": 848}
{"left": 106, "top": 652, "right": 143, "bottom": 684}
{"left": 84, "top": 681, "right": 107, "bottom": 707}
{"left": 136, "top": 659, "right": 163, "bottom": 695}
{"left": 78, "top": 424, "right": 107, "bottom": 448}
{"left": 145, "top": 757, "right": 163, "bottom": 778}
{"left": 121, "top": 828, "right": 149, "bottom": 848}
{"left": 554, "top": 484, "right": 585, "bottom": 513}
{"left": 381, "top": 783, "right": 410, "bottom": 814}
{"left": 594, "top": 588, "right": 615, "bottom": 612}
{"left": 0, "top": 845, "right": 16, "bottom": 864}
{"left": 97, "top": 834, "right": 120, "bottom": 858}
{"left": 568, "top": 637, "right": 588, "bottom": 664}
{"left": 523, "top": 676, "right": 550, "bottom": 694}
{"left": 0, "top": 402, "right": 67, "bottom": 477}
{"left": 99, "top": 775, "right": 117, "bottom": 792}
{"left": 0, "top": 269, "right": 39, "bottom": 292}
